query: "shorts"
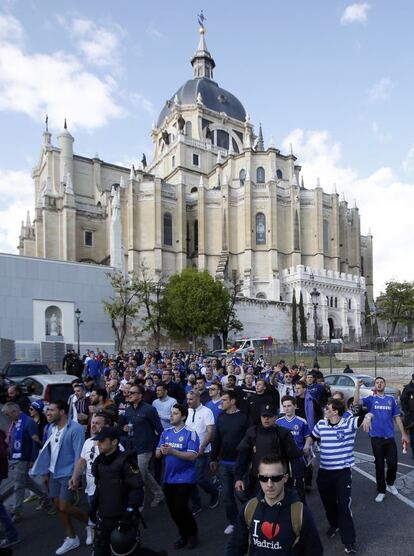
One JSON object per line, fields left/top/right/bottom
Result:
{"left": 49, "top": 475, "right": 74, "bottom": 502}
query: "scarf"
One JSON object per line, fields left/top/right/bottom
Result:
{"left": 9, "top": 412, "right": 28, "bottom": 460}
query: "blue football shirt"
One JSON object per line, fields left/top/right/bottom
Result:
{"left": 362, "top": 394, "right": 400, "bottom": 438}
{"left": 206, "top": 399, "right": 223, "bottom": 424}
{"left": 157, "top": 425, "right": 199, "bottom": 483}
{"left": 276, "top": 415, "right": 310, "bottom": 449}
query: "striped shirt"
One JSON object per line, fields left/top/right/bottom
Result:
{"left": 312, "top": 416, "right": 360, "bottom": 470}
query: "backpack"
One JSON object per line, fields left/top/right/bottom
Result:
{"left": 244, "top": 497, "right": 303, "bottom": 548}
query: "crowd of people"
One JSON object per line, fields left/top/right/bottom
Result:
{"left": 0, "top": 347, "right": 411, "bottom": 555}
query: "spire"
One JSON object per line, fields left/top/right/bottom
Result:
{"left": 301, "top": 176, "right": 305, "bottom": 188}
{"left": 64, "top": 118, "right": 67, "bottom": 130}
{"left": 191, "top": 15, "right": 215, "bottom": 80}
{"left": 26, "top": 211, "right": 31, "bottom": 228}
{"left": 129, "top": 164, "right": 135, "bottom": 180}
{"left": 256, "top": 124, "right": 264, "bottom": 151}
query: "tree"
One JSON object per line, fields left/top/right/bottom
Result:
{"left": 219, "top": 275, "right": 243, "bottom": 348}
{"left": 376, "top": 280, "right": 414, "bottom": 337}
{"left": 292, "top": 290, "right": 298, "bottom": 347}
{"left": 299, "top": 290, "right": 307, "bottom": 343}
{"left": 162, "top": 268, "right": 229, "bottom": 347}
{"left": 103, "top": 270, "right": 140, "bottom": 351}
{"left": 135, "top": 263, "right": 166, "bottom": 349}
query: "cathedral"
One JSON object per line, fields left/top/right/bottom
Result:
{"left": 18, "top": 23, "right": 373, "bottom": 343}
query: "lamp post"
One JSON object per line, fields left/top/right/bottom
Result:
{"left": 75, "top": 308, "right": 81, "bottom": 355}
{"left": 310, "top": 287, "right": 320, "bottom": 365}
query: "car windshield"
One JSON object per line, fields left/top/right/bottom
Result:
{"left": 8, "top": 365, "right": 49, "bottom": 377}
{"left": 233, "top": 341, "right": 245, "bottom": 349}
{"left": 357, "top": 376, "right": 375, "bottom": 387}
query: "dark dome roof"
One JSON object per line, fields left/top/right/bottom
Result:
{"left": 156, "top": 77, "right": 246, "bottom": 128}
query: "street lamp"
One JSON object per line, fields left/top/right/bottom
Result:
{"left": 310, "top": 287, "right": 320, "bottom": 365}
{"left": 75, "top": 308, "right": 82, "bottom": 355}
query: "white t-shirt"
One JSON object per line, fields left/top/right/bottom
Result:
{"left": 185, "top": 404, "right": 215, "bottom": 453}
{"left": 49, "top": 425, "right": 66, "bottom": 473}
{"left": 80, "top": 438, "right": 99, "bottom": 496}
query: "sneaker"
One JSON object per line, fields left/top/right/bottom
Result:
{"left": 0, "top": 538, "right": 21, "bottom": 549}
{"left": 375, "top": 493, "right": 385, "bottom": 503}
{"left": 326, "top": 526, "right": 339, "bottom": 538}
{"left": 55, "top": 536, "right": 80, "bottom": 555}
{"left": 173, "top": 537, "right": 187, "bottom": 549}
{"left": 388, "top": 485, "right": 398, "bottom": 495}
{"left": 85, "top": 526, "right": 93, "bottom": 546}
{"left": 150, "top": 494, "right": 165, "bottom": 508}
{"left": 187, "top": 535, "right": 198, "bottom": 550}
{"left": 209, "top": 490, "right": 220, "bottom": 509}
{"left": 192, "top": 506, "right": 202, "bottom": 516}
{"left": 344, "top": 543, "right": 357, "bottom": 554}
{"left": 224, "top": 525, "right": 234, "bottom": 535}
{"left": 24, "top": 494, "right": 39, "bottom": 504}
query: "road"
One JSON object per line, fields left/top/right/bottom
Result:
{"left": 4, "top": 430, "right": 414, "bottom": 555}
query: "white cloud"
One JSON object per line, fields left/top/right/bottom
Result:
{"left": 0, "top": 15, "right": 126, "bottom": 131}
{"left": 282, "top": 128, "right": 414, "bottom": 295}
{"left": 0, "top": 168, "right": 33, "bottom": 254}
{"left": 69, "top": 18, "right": 124, "bottom": 68}
{"left": 146, "top": 25, "right": 163, "bottom": 39}
{"left": 341, "top": 3, "right": 370, "bottom": 25}
{"left": 371, "top": 120, "right": 391, "bottom": 143}
{"left": 0, "top": 12, "right": 24, "bottom": 44}
{"left": 368, "top": 77, "right": 394, "bottom": 102}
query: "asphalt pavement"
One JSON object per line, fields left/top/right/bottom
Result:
{"left": 4, "top": 430, "right": 414, "bottom": 556}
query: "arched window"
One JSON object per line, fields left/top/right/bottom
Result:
{"left": 256, "top": 166, "right": 265, "bottom": 183}
{"left": 348, "top": 299, "right": 352, "bottom": 310}
{"left": 330, "top": 296, "right": 333, "bottom": 308}
{"left": 294, "top": 210, "right": 300, "bottom": 251}
{"left": 194, "top": 220, "right": 198, "bottom": 253}
{"left": 163, "top": 213, "right": 172, "bottom": 246}
{"left": 256, "top": 292, "right": 267, "bottom": 299}
{"left": 256, "top": 213, "right": 266, "bottom": 245}
{"left": 334, "top": 297, "right": 338, "bottom": 308}
{"left": 276, "top": 169, "right": 283, "bottom": 180}
{"left": 323, "top": 220, "right": 329, "bottom": 253}
{"left": 185, "top": 121, "right": 192, "bottom": 137}
{"left": 190, "top": 187, "right": 197, "bottom": 193}
{"left": 239, "top": 169, "right": 246, "bottom": 184}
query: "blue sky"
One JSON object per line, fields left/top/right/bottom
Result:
{"left": 0, "top": 0, "right": 413, "bottom": 294}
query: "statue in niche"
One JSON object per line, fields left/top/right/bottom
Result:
{"left": 177, "top": 114, "right": 185, "bottom": 132}
{"left": 49, "top": 313, "right": 60, "bottom": 336}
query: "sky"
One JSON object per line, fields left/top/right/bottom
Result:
{"left": 0, "top": 0, "right": 413, "bottom": 296}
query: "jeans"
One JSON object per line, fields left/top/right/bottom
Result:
{"left": 9, "top": 460, "right": 48, "bottom": 516}
{"left": 218, "top": 463, "right": 238, "bottom": 524}
{"left": 164, "top": 483, "right": 197, "bottom": 540}
{"left": 0, "top": 480, "right": 18, "bottom": 541}
{"left": 371, "top": 437, "right": 398, "bottom": 493}
{"left": 191, "top": 453, "right": 218, "bottom": 508}
{"left": 137, "top": 452, "right": 163, "bottom": 502}
{"left": 317, "top": 467, "right": 355, "bottom": 546}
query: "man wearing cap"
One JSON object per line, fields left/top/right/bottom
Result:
{"left": 90, "top": 426, "right": 144, "bottom": 555}
{"left": 234, "top": 404, "right": 302, "bottom": 500}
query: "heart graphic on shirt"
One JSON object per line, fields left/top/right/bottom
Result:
{"left": 261, "top": 521, "right": 280, "bottom": 540}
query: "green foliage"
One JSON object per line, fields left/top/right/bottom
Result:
{"left": 162, "top": 268, "right": 236, "bottom": 346}
{"left": 376, "top": 280, "right": 414, "bottom": 336}
{"left": 135, "top": 263, "right": 166, "bottom": 349}
{"left": 219, "top": 275, "right": 243, "bottom": 347}
{"left": 364, "top": 293, "right": 373, "bottom": 341}
{"left": 103, "top": 270, "right": 140, "bottom": 351}
{"left": 292, "top": 290, "right": 298, "bottom": 347}
{"left": 299, "top": 290, "right": 307, "bottom": 343}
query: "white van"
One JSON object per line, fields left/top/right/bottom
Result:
{"left": 228, "top": 337, "right": 273, "bottom": 357}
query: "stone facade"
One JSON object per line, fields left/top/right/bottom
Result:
{"left": 18, "top": 25, "right": 373, "bottom": 343}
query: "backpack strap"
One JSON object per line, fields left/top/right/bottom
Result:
{"left": 244, "top": 497, "right": 259, "bottom": 528}
{"left": 290, "top": 501, "right": 303, "bottom": 547}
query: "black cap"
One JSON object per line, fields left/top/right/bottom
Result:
{"left": 261, "top": 404, "right": 276, "bottom": 417}
{"left": 93, "top": 426, "right": 120, "bottom": 441}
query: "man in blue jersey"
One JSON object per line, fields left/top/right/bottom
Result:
{"left": 277, "top": 396, "right": 309, "bottom": 501}
{"left": 156, "top": 404, "right": 200, "bottom": 550}
{"left": 206, "top": 382, "right": 224, "bottom": 424}
{"left": 353, "top": 377, "right": 409, "bottom": 502}
{"left": 304, "top": 397, "right": 373, "bottom": 554}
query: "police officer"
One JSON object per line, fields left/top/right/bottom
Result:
{"left": 90, "top": 426, "right": 145, "bottom": 556}
{"left": 234, "top": 404, "right": 302, "bottom": 500}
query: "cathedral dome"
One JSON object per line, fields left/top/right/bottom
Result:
{"left": 157, "top": 78, "right": 246, "bottom": 127}
{"left": 156, "top": 27, "right": 246, "bottom": 128}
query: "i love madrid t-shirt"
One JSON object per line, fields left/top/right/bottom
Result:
{"left": 157, "top": 425, "right": 199, "bottom": 484}
{"left": 362, "top": 394, "right": 400, "bottom": 438}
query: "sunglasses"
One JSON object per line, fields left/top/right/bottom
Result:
{"left": 258, "top": 474, "right": 286, "bottom": 483}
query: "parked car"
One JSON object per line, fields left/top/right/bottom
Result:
{"left": 1, "top": 361, "right": 52, "bottom": 386}
{"left": 19, "top": 374, "right": 78, "bottom": 405}
{"left": 403, "top": 337, "right": 413, "bottom": 344}
{"left": 324, "top": 373, "right": 400, "bottom": 405}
